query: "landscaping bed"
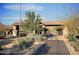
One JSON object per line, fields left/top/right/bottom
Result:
{"left": 0, "top": 40, "right": 46, "bottom": 55}
{"left": 0, "top": 33, "right": 46, "bottom": 55}
{"left": 68, "top": 34, "right": 79, "bottom": 52}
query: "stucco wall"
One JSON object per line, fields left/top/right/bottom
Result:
{"left": 46, "top": 26, "right": 56, "bottom": 32}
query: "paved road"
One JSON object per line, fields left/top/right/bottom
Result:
{"left": 47, "top": 40, "right": 70, "bottom": 55}
{"left": 0, "top": 37, "right": 19, "bottom": 46}
{"left": 0, "top": 38, "right": 13, "bottom": 46}
{"left": 33, "top": 40, "right": 70, "bottom": 55}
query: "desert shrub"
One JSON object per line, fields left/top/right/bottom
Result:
{"left": 34, "top": 35, "right": 44, "bottom": 42}
{"left": 19, "top": 38, "right": 27, "bottom": 49}
{"left": 74, "top": 34, "right": 79, "bottom": 51}
{"left": 75, "top": 44, "right": 79, "bottom": 51}
{"left": 68, "top": 34, "right": 76, "bottom": 41}
{"left": 26, "top": 33, "right": 34, "bottom": 41}
{"left": 19, "top": 37, "right": 34, "bottom": 50}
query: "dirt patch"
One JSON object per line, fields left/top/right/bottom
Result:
{"left": 69, "top": 41, "right": 76, "bottom": 48}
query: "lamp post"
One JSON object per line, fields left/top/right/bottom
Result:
{"left": 19, "top": 3, "right": 21, "bottom": 38}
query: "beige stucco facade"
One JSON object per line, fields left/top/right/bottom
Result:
{"left": 4, "top": 21, "right": 70, "bottom": 38}
{"left": 45, "top": 25, "right": 69, "bottom": 37}
{"left": 5, "top": 25, "right": 18, "bottom": 37}
{"left": 46, "top": 26, "right": 56, "bottom": 31}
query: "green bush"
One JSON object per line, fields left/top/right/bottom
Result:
{"left": 68, "top": 35, "right": 76, "bottom": 41}
{"left": 19, "top": 37, "right": 33, "bottom": 50}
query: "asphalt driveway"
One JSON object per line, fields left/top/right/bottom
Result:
{"left": 33, "top": 40, "right": 70, "bottom": 55}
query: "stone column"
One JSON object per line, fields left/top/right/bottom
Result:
{"left": 6, "top": 30, "right": 8, "bottom": 35}
{"left": 12, "top": 26, "right": 17, "bottom": 37}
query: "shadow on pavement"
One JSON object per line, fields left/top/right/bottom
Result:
{"left": 32, "top": 44, "right": 50, "bottom": 55}
{"left": 46, "top": 33, "right": 58, "bottom": 39}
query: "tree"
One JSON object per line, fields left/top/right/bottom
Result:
{"left": 34, "top": 15, "right": 43, "bottom": 34}
{"left": 21, "top": 11, "right": 43, "bottom": 35}
{"left": 21, "top": 11, "right": 36, "bottom": 33}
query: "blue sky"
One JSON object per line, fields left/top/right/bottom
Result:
{"left": 0, "top": 3, "right": 79, "bottom": 25}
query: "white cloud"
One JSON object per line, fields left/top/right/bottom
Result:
{"left": 1, "top": 16, "right": 26, "bottom": 20}
{"left": 4, "top": 4, "right": 20, "bottom": 11}
{"left": 4, "top": 4, "right": 44, "bottom": 11}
